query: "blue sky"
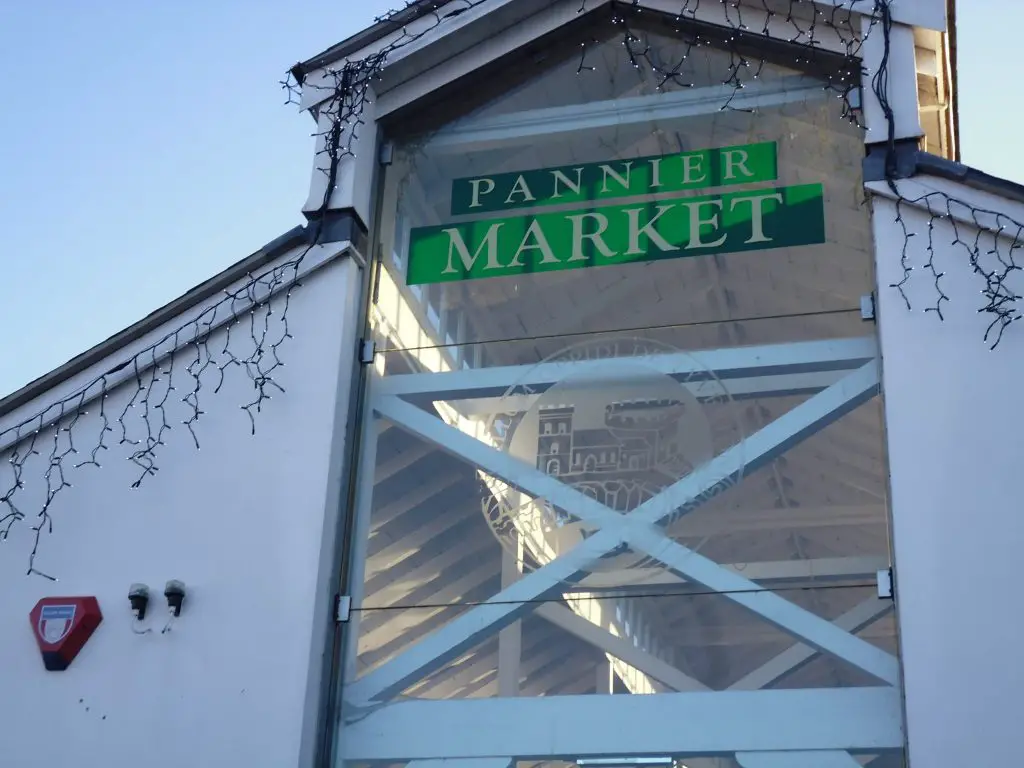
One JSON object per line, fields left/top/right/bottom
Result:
{"left": 0, "top": 1, "right": 1016, "bottom": 399}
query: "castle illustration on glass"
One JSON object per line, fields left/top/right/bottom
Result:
{"left": 535, "top": 398, "right": 691, "bottom": 512}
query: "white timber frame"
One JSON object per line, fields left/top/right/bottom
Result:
{"left": 359, "top": 348, "right": 894, "bottom": 706}
{"left": 293, "top": 2, "right": 932, "bottom": 765}
{"left": 332, "top": 336, "right": 900, "bottom": 765}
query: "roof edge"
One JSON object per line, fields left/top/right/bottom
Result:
{"left": 291, "top": 0, "right": 441, "bottom": 83}
{"left": 293, "top": 0, "right": 954, "bottom": 84}
{"left": 0, "top": 225, "right": 311, "bottom": 422}
{"left": 868, "top": 141, "right": 1024, "bottom": 207}
{"left": 865, "top": 142, "right": 1024, "bottom": 207}
{"left": 915, "top": 153, "right": 1024, "bottom": 206}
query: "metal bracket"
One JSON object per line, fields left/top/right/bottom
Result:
{"left": 359, "top": 339, "right": 377, "bottom": 365}
{"left": 876, "top": 568, "right": 894, "bottom": 600}
{"left": 860, "top": 293, "right": 876, "bottom": 322}
{"left": 335, "top": 595, "right": 352, "bottom": 623}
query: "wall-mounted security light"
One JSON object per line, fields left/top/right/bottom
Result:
{"left": 128, "top": 583, "right": 150, "bottom": 620}
{"left": 164, "top": 580, "right": 186, "bottom": 617}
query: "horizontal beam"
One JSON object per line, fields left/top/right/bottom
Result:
{"left": 571, "top": 556, "right": 888, "bottom": 592}
{"left": 410, "top": 760, "right": 513, "bottom": 768}
{"left": 375, "top": 337, "right": 877, "bottom": 401}
{"left": 425, "top": 77, "right": 829, "bottom": 153}
{"left": 737, "top": 751, "right": 864, "bottom": 768}
{"left": 338, "top": 688, "right": 904, "bottom": 760}
{"left": 671, "top": 504, "right": 885, "bottom": 538}
{"left": 444, "top": 370, "right": 848, "bottom": 416}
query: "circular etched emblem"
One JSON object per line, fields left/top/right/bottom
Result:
{"left": 481, "top": 336, "right": 745, "bottom": 581}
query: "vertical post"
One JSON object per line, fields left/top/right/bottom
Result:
{"left": 497, "top": 532, "right": 524, "bottom": 696}
{"left": 860, "top": 14, "right": 922, "bottom": 146}
{"left": 303, "top": 85, "right": 379, "bottom": 230}
{"left": 341, "top": 406, "right": 382, "bottom": 683}
{"left": 596, "top": 658, "right": 614, "bottom": 694}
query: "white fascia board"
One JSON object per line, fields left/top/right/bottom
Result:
{"left": 876, "top": 0, "right": 947, "bottom": 31}
{"left": 806, "top": 0, "right": 945, "bottom": 30}
{"left": 299, "top": 0, "right": 594, "bottom": 113}
{"left": 0, "top": 242, "right": 353, "bottom": 454}
{"left": 374, "top": 0, "right": 609, "bottom": 118}
{"left": 639, "top": 0, "right": 945, "bottom": 34}
{"left": 375, "top": 0, "right": 853, "bottom": 120}
{"left": 637, "top": 0, "right": 854, "bottom": 51}
{"left": 338, "top": 687, "right": 904, "bottom": 760}
{"left": 303, "top": 0, "right": 945, "bottom": 114}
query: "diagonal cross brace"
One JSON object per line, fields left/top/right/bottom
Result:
{"left": 729, "top": 597, "right": 894, "bottom": 692}
{"left": 345, "top": 525, "right": 630, "bottom": 708}
{"left": 349, "top": 361, "right": 891, "bottom": 706}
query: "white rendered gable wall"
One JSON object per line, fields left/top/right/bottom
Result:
{"left": 870, "top": 176, "right": 1024, "bottom": 768}
{"left": 0, "top": 243, "right": 361, "bottom": 768}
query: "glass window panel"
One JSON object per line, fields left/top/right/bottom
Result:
{"left": 355, "top": 340, "right": 890, "bottom": 688}
{"left": 373, "top": 18, "right": 871, "bottom": 352}
{"left": 373, "top": 294, "right": 870, "bottom": 369}
{"left": 343, "top": 585, "right": 895, "bottom": 703}
{"left": 339, "top": 10, "right": 900, "bottom": 767}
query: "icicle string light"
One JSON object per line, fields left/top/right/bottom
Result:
{"left": 0, "top": 260, "right": 308, "bottom": 580}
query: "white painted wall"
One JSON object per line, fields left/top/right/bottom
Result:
{"left": 0, "top": 247, "right": 362, "bottom": 768}
{"left": 872, "top": 179, "right": 1024, "bottom": 768}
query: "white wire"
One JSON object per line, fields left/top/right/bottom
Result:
{"left": 130, "top": 613, "right": 152, "bottom": 635}
{"left": 161, "top": 612, "right": 177, "bottom": 634}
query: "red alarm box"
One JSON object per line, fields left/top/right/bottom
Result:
{"left": 29, "top": 596, "right": 103, "bottom": 671}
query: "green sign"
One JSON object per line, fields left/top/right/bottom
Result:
{"left": 450, "top": 142, "right": 778, "bottom": 215}
{"left": 406, "top": 184, "right": 825, "bottom": 286}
